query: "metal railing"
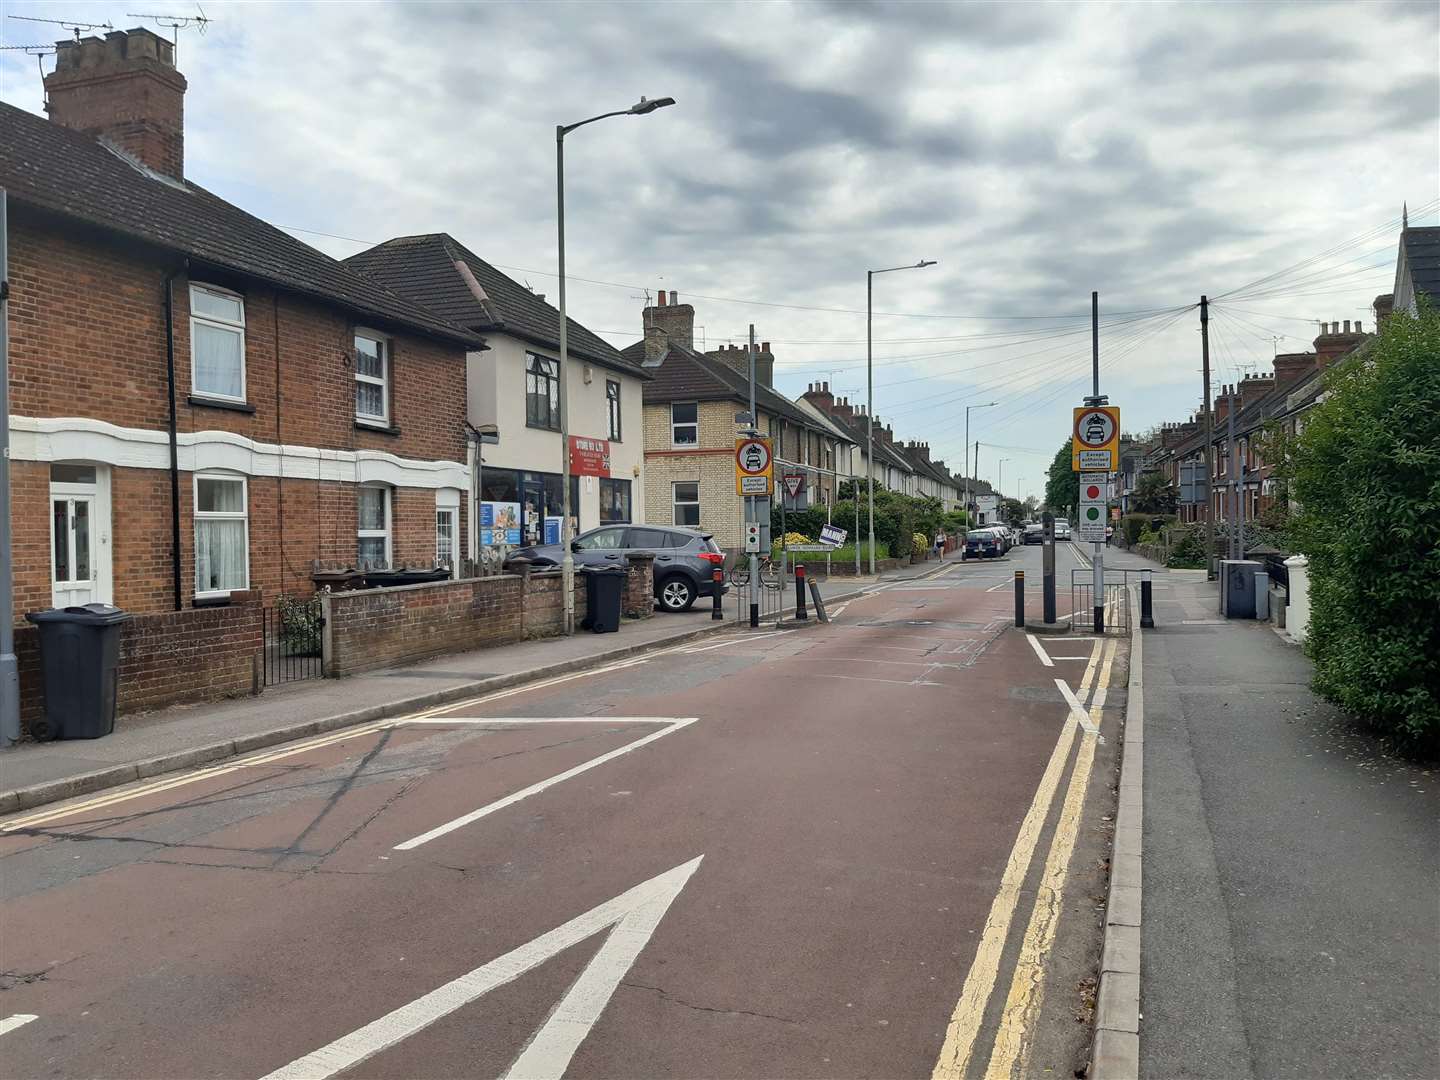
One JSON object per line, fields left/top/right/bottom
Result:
{"left": 263, "top": 595, "right": 325, "bottom": 685}
{"left": 729, "top": 574, "right": 786, "bottom": 625}
{"left": 1069, "top": 569, "right": 1135, "bottom": 634}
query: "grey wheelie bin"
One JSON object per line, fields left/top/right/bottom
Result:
{"left": 24, "top": 603, "right": 131, "bottom": 740}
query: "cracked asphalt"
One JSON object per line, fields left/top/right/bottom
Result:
{"left": 0, "top": 546, "right": 1120, "bottom": 1079}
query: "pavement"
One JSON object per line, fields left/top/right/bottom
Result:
{"left": 0, "top": 560, "right": 945, "bottom": 813}
{"left": 1100, "top": 545, "right": 1440, "bottom": 1080}
{"left": 0, "top": 544, "right": 1125, "bottom": 1079}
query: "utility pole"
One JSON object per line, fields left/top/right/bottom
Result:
{"left": 0, "top": 190, "right": 17, "bottom": 744}
{"left": 1200, "top": 296, "right": 1215, "bottom": 580}
{"left": 1088, "top": 290, "right": 1105, "bottom": 636}
{"left": 1227, "top": 381, "right": 1240, "bottom": 559}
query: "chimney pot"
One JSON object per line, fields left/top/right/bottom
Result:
{"left": 671, "top": 291, "right": 679, "bottom": 306}
{"left": 762, "top": 341, "right": 770, "bottom": 352}
{"left": 1343, "top": 320, "right": 1351, "bottom": 333}
{"left": 657, "top": 289, "right": 667, "bottom": 306}
{"left": 1355, "top": 321, "right": 1362, "bottom": 333}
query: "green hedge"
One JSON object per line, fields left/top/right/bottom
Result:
{"left": 1290, "top": 306, "right": 1440, "bottom": 753}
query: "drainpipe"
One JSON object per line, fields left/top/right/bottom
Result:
{"left": 163, "top": 264, "right": 186, "bottom": 611}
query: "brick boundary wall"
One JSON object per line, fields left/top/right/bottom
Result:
{"left": 623, "top": 553, "right": 656, "bottom": 619}
{"left": 790, "top": 556, "right": 909, "bottom": 576}
{"left": 323, "top": 571, "right": 591, "bottom": 678}
{"left": 16, "top": 589, "right": 263, "bottom": 735}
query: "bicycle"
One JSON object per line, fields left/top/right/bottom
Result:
{"left": 728, "top": 555, "right": 783, "bottom": 590}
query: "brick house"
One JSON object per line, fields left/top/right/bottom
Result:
{"left": 796, "top": 383, "right": 918, "bottom": 498}
{"left": 625, "top": 291, "right": 854, "bottom": 551}
{"left": 343, "top": 233, "right": 649, "bottom": 549}
{"left": 1, "top": 29, "right": 482, "bottom": 626}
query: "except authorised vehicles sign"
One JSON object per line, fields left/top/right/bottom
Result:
{"left": 1072, "top": 405, "right": 1120, "bottom": 471}
{"left": 735, "top": 437, "right": 774, "bottom": 495}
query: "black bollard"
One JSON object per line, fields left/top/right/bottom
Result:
{"left": 1140, "top": 573, "right": 1155, "bottom": 628}
{"left": 712, "top": 568, "right": 724, "bottom": 620}
{"left": 1014, "top": 569, "right": 1025, "bottom": 627}
{"left": 795, "top": 563, "right": 808, "bottom": 621}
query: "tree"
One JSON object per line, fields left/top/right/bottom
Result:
{"left": 1043, "top": 442, "right": 1075, "bottom": 517}
{"left": 1289, "top": 305, "right": 1440, "bottom": 752}
{"left": 1001, "top": 497, "right": 1025, "bottom": 525}
{"left": 1131, "top": 471, "right": 1177, "bottom": 514}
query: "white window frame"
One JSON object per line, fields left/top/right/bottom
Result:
{"left": 607, "top": 379, "right": 623, "bottom": 442}
{"left": 354, "top": 328, "right": 391, "bottom": 425}
{"left": 358, "top": 485, "right": 392, "bottom": 570}
{"left": 672, "top": 480, "right": 700, "bottom": 526}
{"left": 189, "top": 283, "right": 246, "bottom": 403}
{"left": 671, "top": 401, "right": 699, "bottom": 447}
{"left": 193, "top": 472, "right": 250, "bottom": 598}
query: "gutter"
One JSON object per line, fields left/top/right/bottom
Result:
{"left": 163, "top": 263, "right": 187, "bottom": 611}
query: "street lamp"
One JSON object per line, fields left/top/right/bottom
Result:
{"left": 964, "top": 401, "right": 997, "bottom": 524}
{"left": 557, "top": 96, "right": 675, "bottom": 634}
{"left": 867, "top": 260, "right": 936, "bottom": 573}
{"left": 998, "top": 457, "right": 1012, "bottom": 498}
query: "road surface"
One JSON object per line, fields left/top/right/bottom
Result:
{"left": 0, "top": 543, "right": 1123, "bottom": 1079}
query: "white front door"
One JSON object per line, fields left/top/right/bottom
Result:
{"left": 49, "top": 464, "right": 113, "bottom": 609}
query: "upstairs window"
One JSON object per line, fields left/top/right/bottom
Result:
{"left": 190, "top": 284, "right": 245, "bottom": 401}
{"left": 526, "top": 353, "right": 560, "bottom": 430}
{"left": 671, "top": 402, "right": 698, "bottom": 446}
{"left": 607, "top": 379, "right": 623, "bottom": 441}
{"left": 355, "top": 331, "right": 390, "bottom": 424}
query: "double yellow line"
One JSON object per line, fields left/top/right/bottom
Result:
{"left": 933, "top": 636, "right": 1116, "bottom": 1079}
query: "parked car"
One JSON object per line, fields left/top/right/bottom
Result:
{"left": 1023, "top": 523, "right": 1045, "bottom": 545}
{"left": 505, "top": 525, "right": 726, "bottom": 612}
{"left": 1054, "top": 519, "right": 1072, "bottom": 540}
{"left": 986, "top": 526, "right": 1012, "bottom": 553}
{"left": 964, "top": 529, "right": 1003, "bottom": 559}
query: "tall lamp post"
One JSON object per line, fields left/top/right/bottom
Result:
{"left": 867, "top": 260, "right": 936, "bottom": 573}
{"left": 998, "top": 457, "right": 1012, "bottom": 500}
{"left": 963, "top": 401, "right": 997, "bottom": 524}
{"left": 557, "top": 96, "right": 674, "bottom": 634}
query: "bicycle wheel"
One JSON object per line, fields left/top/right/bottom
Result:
{"left": 759, "top": 559, "right": 782, "bottom": 589}
{"left": 728, "top": 564, "right": 751, "bottom": 587}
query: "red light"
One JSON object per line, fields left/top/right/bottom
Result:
{"left": 1086, "top": 485, "right": 1101, "bottom": 498}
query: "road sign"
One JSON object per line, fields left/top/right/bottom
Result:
{"left": 820, "top": 523, "right": 847, "bottom": 547}
{"left": 1072, "top": 405, "right": 1120, "bottom": 471}
{"left": 1078, "top": 476, "right": 1107, "bottom": 541}
{"left": 787, "top": 543, "right": 834, "bottom": 552}
{"left": 782, "top": 473, "right": 804, "bottom": 499}
{"left": 735, "top": 437, "right": 774, "bottom": 495}
{"left": 976, "top": 494, "right": 999, "bottom": 511}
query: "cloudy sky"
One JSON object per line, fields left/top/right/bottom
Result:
{"left": 3, "top": 0, "right": 1436, "bottom": 499}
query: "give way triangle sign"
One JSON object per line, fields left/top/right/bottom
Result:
{"left": 782, "top": 473, "right": 804, "bottom": 498}
{"left": 261, "top": 856, "right": 704, "bottom": 1080}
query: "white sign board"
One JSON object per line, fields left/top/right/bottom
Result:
{"left": 976, "top": 494, "right": 999, "bottom": 511}
{"left": 1077, "top": 449, "right": 1113, "bottom": 470}
{"left": 819, "top": 523, "right": 848, "bottom": 547}
{"left": 1077, "top": 477, "right": 1107, "bottom": 541}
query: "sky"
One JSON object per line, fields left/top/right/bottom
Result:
{"left": 3, "top": 0, "right": 1436, "bottom": 501}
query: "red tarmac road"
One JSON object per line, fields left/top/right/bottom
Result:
{"left": 0, "top": 549, "right": 1121, "bottom": 1079}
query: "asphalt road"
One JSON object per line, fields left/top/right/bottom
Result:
{"left": 0, "top": 544, "right": 1122, "bottom": 1080}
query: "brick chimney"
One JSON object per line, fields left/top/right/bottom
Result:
{"left": 1236, "top": 373, "right": 1274, "bottom": 413}
{"left": 1314, "top": 319, "right": 1368, "bottom": 368}
{"left": 45, "top": 28, "right": 187, "bottom": 179}
{"left": 802, "top": 381, "right": 835, "bottom": 413}
{"left": 1213, "top": 384, "right": 1233, "bottom": 426}
{"left": 706, "top": 341, "right": 775, "bottom": 388}
{"left": 1272, "top": 352, "right": 1316, "bottom": 388}
{"left": 830, "top": 396, "right": 855, "bottom": 422}
{"left": 1373, "top": 293, "right": 1394, "bottom": 331}
{"left": 642, "top": 286, "right": 695, "bottom": 350}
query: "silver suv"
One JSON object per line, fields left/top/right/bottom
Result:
{"left": 506, "top": 525, "right": 727, "bottom": 612}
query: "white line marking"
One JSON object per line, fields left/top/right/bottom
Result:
{"left": 1025, "top": 635, "right": 1055, "bottom": 667}
{"left": 1048, "top": 655, "right": 1092, "bottom": 660}
{"left": 0, "top": 1015, "right": 38, "bottom": 1037}
{"left": 261, "top": 857, "right": 702, "bottom": 1080}
{"left": 400, "top": 717, "right": 678, "bottom": 726}
{"left": 1182, "top": 619, "right": 1225, "bottom": 625}
{"left": 1055, "top": 679, "right": 1101, "bottom": 735}
{"left": 829, "top": 602, "right": 850, "bottom": 618}
{"left": 393, "top": 719, "right": 698, "bottom": 850}
{"left": 985, "top": 580, "right": 1015, "bottom": 593}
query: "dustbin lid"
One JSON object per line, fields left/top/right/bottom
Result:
{"left": 26, "top": 602, "right": 130, "bottom": 626}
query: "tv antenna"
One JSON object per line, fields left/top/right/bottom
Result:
{"left": 7, "top": 14, "right": 114, "bottom": 42}
{"left": 0, "top": 42, "right": 57, "bottom": 85}
{"left": 125, "top": 6, "right": 211, "bottom": 59}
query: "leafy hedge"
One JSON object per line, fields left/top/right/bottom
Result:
{"left": 1290, "top": 306, "right": 1440, "bottom": 753}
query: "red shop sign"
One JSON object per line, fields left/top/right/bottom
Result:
{"left": 568, "top": 436, "right": 612, "bottom": 477}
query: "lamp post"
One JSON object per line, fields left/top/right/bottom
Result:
{"left": 557, "top": 96, "right": 674, "bottom": 634}
{"left": 998, "top": 457, "right": 1012, "bottom": 499}
{"left": 867, "top": 260, "right": 936, "bottom": 573}
{"left": 963, "top": 401, "right": 997, "bottom": 524}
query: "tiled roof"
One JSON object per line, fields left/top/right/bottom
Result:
{"left": 807, "top": 406, "right": 913, "bottom": 473}
{"left": 0, "top": 101, "right": 479, "bottom": 347}
{"left": 345, "top": 233, "right": 643, "bottom": 376}
{"left": 1401, "top": 226, "right": 1440, "bottom": 305}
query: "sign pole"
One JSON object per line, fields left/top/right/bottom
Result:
{"left": 1090, "top": 291, "right": 1105, "bottom": 635}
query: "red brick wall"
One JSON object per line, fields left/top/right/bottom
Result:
{"left": 6, "top": 209, "right": 470, "bottom": 621}
{"left": 16, "top": 589, "right": 261, "bottom": 734}
{"left": 324, "top": 573, "right": 588, "bottom": 678}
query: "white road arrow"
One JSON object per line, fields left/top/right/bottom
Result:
{"left": 260, "top": 856, "right": 704, "bottom": 1080}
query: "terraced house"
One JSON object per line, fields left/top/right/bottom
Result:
{"left": 626, "top": 291, "right": 854, "bottom": 551}
{"left": 0, "top": 29, "right": 481, "bottom": 625}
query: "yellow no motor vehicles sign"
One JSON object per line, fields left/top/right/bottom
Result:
{"left": 1072, "top": 406, "right": 1120, "bottom": 471}
{"left": 735, "top": 437, "right": 774, "bottom": 495}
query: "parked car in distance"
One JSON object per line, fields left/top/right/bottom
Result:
{"left": 505, "top": 525, "right": 726, "bottom": 612}
{"left": 1054, "top": 519, "right": 1072, "bottom": 540}
{"left": 1023, "top": 523, "right": 1045, "bottom": 544}
{"left": 986, "top": 526, "right": 1013, "bottom": 552}
{"left": 965, "top": 529, "right": 1003, "bottom": 559}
